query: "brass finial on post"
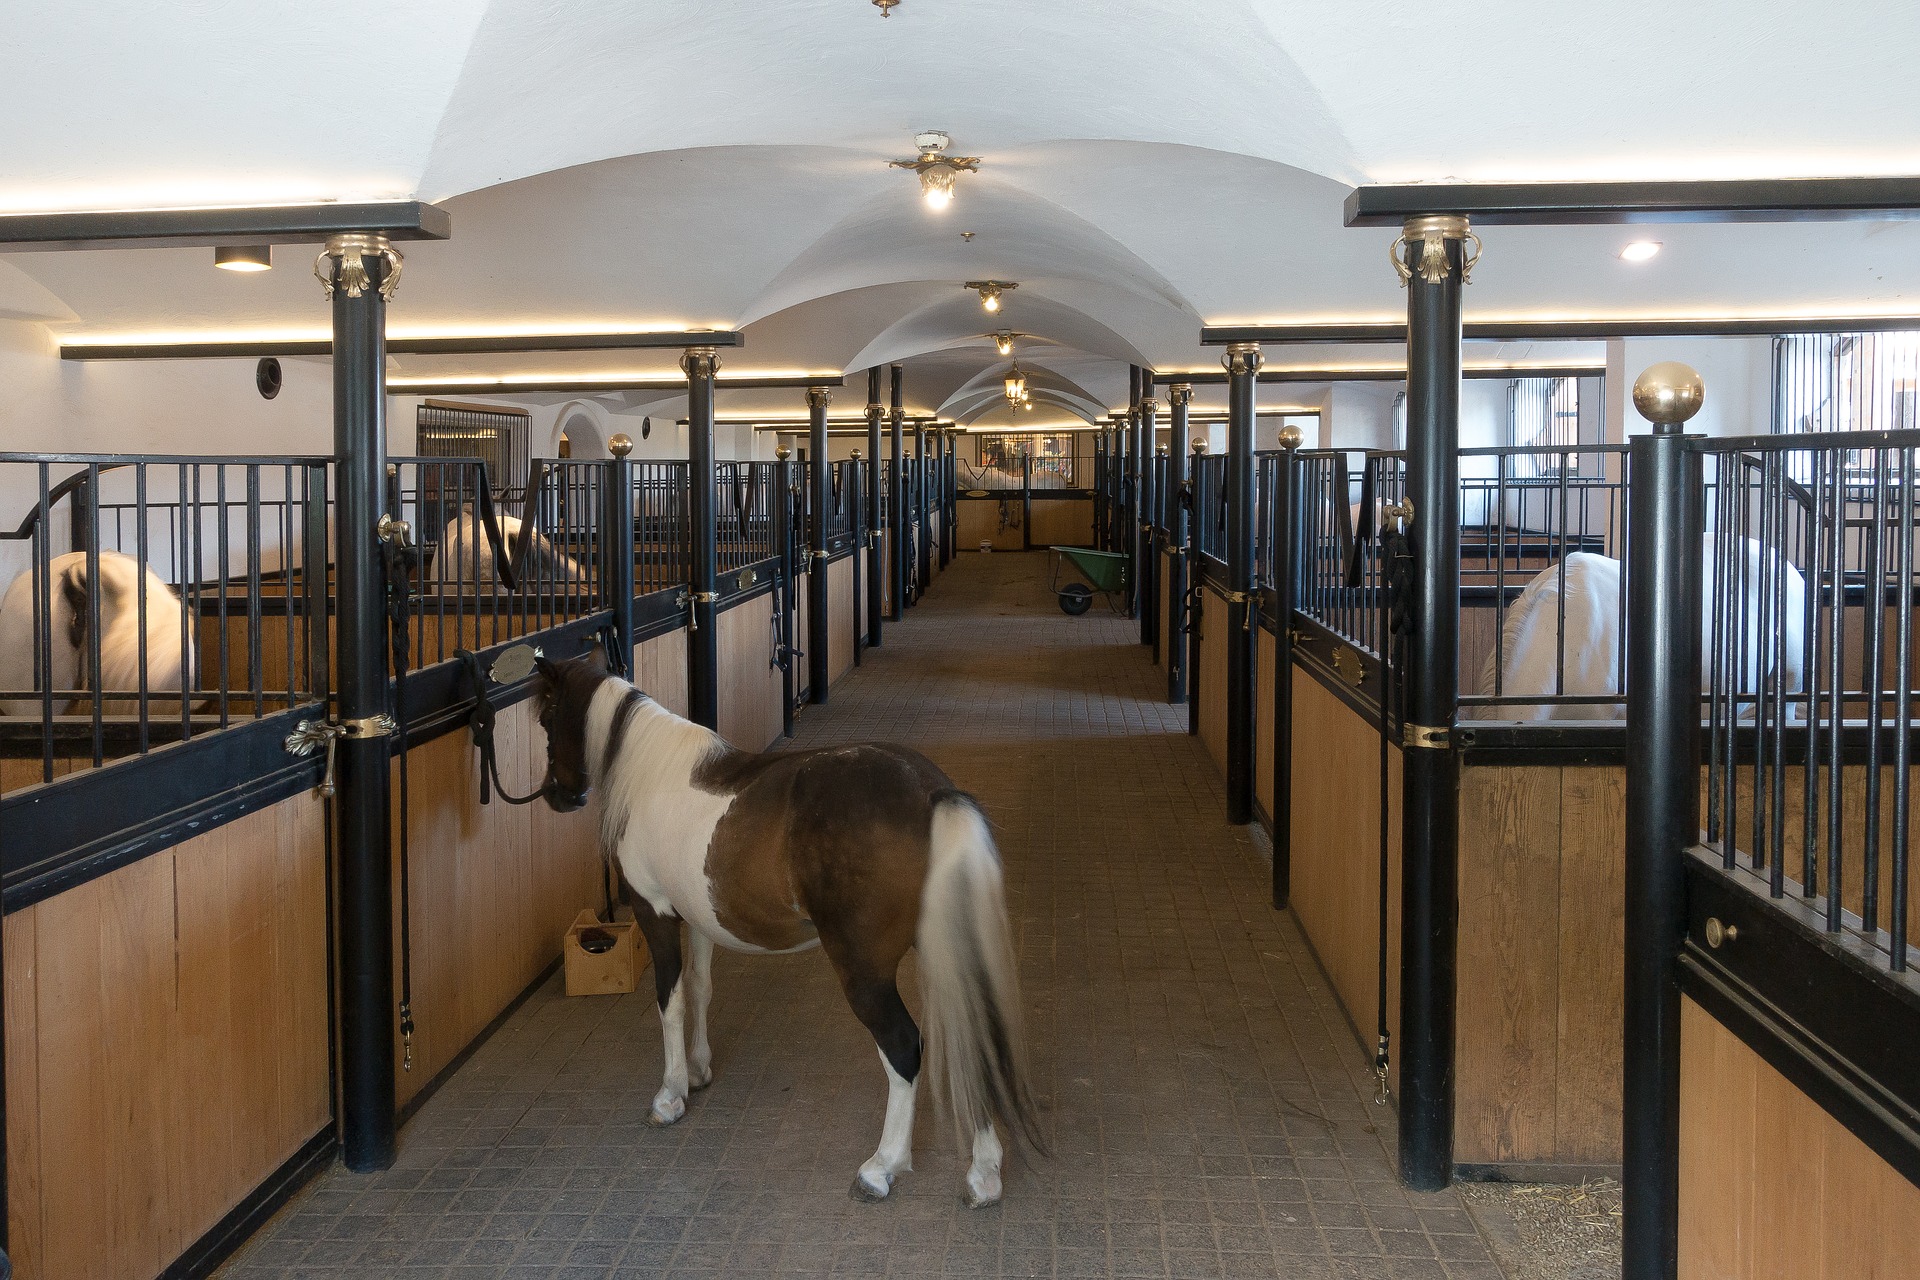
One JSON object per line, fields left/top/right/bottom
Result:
{"left": 609, "top": 433, "right": 634, "bottom": 459}
{"left": 1278, "top": 424, "right": 1305, "bottom": 450}
{"left": 1632, "top": 362, "right": 1705, "bottom": 434}
{"left": 775, "top": 444, "right": 791, "bottom": 461}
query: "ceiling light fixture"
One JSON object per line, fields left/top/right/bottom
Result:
{"left": 967, "top": 280, "right": 1016, "bottom": 313}
{"left": 991, "top": 331, "right": 1019, "bottom": 357}
{"left": 1620, "top": 240, "right": 1662, "bottom": 262}
{"left": 1004, "top": 362, "right": 1029, "bottom": 408}
{"left": 214, "top": 245, "right": 271, "bottom": 272}
{"left": 872, "top": 0, "right": 899, "bottom": 14}
{"left": 890, "top": 131, "right": 979, "bottom": 210}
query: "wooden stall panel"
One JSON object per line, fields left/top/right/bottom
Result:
{"left": 1453, "top": 762, "right": 1629, "bottom": 1170}
{"left": 1286, "top": 671, "right": 1401, "bottom": 1081}
{"left": 393, "top": 700, "right": 601, "bottom": 1107}
{"left": 1455, "top": 766, "right": 1564, "bottom": 1166}
{"left": 718, "top": 592, "right": 783, "bottom": 753}
{"left": 828, "top": 557, "right": 855, "bottom": 684}
{"left": 636, "top": 626, "right": 689, "bottom": 717}
{"left": 1679, "top": 996, "right": 1920, "bottom": 1279}
{"left": 1198, "top": 589, "right": 1228, "bottom": 778}
{"left": 1157, "top": 550, "right": 1173, "bottom": 674}
{"left": 1027, "top": 499, "right": 1093, "bottom": 548}
{"left": 6, "top": 795, "right": 331, "bottom": 1280}
{"left": 956, "top": 499, "right": 1023, "bottom": 551}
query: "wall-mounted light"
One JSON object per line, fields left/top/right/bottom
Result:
{"left": 214, "top": 245, "right": 271, "bottom": 272}
{"left": 991, "top": 331, "right": 1019, "bottom": 357}
{"left": 967, "top": 280, "right": 1017, "bottom": 313}
{"left": 890, "top": 131, "right": 979, "bottom": 210}
{"left": 1620, "top": 240, "right": 1662, "bottom": 263}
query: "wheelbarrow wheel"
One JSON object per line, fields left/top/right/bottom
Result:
{"left": 1058, "top": 583, "right": 1094, "bottom": 615}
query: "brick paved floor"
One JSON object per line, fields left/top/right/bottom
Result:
{"left": 220, "top": 551, "right": 1509, "bottom": 1280}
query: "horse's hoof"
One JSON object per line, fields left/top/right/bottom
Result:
{"left": 648, "top": 1095, "right": 686, "bottom": 1126}
{"left": 961, "top": 1175, "right": 1002, "bottom": 1210}
{"left": 849, "top": 1173, "right": 891, "bottom": 1203}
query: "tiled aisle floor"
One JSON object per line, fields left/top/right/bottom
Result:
{"left": 221, "top": 552, "right": 1509, "bottom": 1280}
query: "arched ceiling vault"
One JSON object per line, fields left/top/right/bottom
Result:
{"left": 4, "top": 1, "right": 1920, "bottom": 428}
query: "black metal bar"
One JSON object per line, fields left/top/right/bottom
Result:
{"left": 1167, "top": 386, "right": 1192, "bottom": 704}
{"left": 0, "top": 200, "right": 450, "bottom": 250}
{"left": 604, "top": 443, "right": 635, "bottom": 673}
{"left": 1140, "top": 379, "right": 1158, "bottom": 647}
{"left": 329, "top": 240, "right": 399, "bottom": 1173}
{"left": 889, "top": 367, "right": 905, "bottom": 622}
{"left": 866, "top": 370, "right": 884, "bottom": 648}
{"left": 1199, "top": 316, "right": 1920, "bottom": 346}
{"left": 808, "top": 386, "right": 832, "bottom": 704}
{"left": 914, "top": 420, "right": 930, "bottom": 600}
{"left": 1272, "top": 438, "right": 1299, "bottom": 906}
{"left": 1021, "top": 455, "right": 1033, "bottom": 551}
{"left": 1396, "top": 219, "right": 1466, "bottom": 1193}
{"left": 1225, "top": 346, "right": 1259, "bottom": 825}
{"left": 685, "top": 348, "right": 720, "bottom": 728}
{"left": 62, "top": 329, "right": 748, "bottom": 361}
{"left": 1346, "top": 175, "right": 1920, "bottom": 227}
{"left": 1622, "top": 403, "right": 1703, "bottom": 1280}
{"left": 775, "top": 448, "right": 796, "bottom": 737}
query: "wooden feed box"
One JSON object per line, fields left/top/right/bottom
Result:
{"left": 563, "top": 909, "right": 646, "bottom": 997}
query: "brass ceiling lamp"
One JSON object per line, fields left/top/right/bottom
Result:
{"left": 889, "top": 131, "right": 978, "bottom": 209}
{"left": 990, "top": 330, "right": 1020, "bottom": 357}
{"left": 1004, "top": 362, "right": 1028, "bottom": 408}
{"left": 872, "top": 0, "right": 900, "bottom": 14}
{"left": 966, "top": 280, "right": 1017, "bottom": 313}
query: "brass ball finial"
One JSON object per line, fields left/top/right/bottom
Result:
{"left": 775, "top": 445, "right": 791, "bottom": 461}
{"left": 608, "top": 433, "right": 634, "bottom": 458}
{"left": 851, "top": 449, "right": 863, "bottom": 460}
{"left": 1157, "top": 444, "right": 1169, "bottom": 457}
{"left": 1632, "top": 362, "right": 1705, "bottom": 428}
{"left": 1191, "top": 438, "right": 1207, "bottom": 455}
{"left": 1278, "top": 424, "right": 1305, "bottom": 450}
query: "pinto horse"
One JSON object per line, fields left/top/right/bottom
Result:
{"left": 531, "top": 651, "right": 1042, "bottom": 1206}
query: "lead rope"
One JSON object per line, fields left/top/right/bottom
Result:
{"left": 382, "top": 532, "right": 418, "bottom": 1073}
{"left": 1373, "top": 509, "right": 1415, "bottom": 1105}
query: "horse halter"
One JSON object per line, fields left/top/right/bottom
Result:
{"left": 455, "top": 647, "right": 559, "bottom": 807}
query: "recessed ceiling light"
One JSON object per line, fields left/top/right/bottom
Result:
{"left": 1620, "top": 241, "right": 1662, "bottom": 263}
{"left": 214, "top": 245, "right": 272, "bottom": 272}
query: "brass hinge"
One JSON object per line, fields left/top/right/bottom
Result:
{"left": 1402, "top": 722, "right": 1452, "bottom": 750}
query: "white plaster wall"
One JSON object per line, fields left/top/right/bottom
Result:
{"left": 1605, "top": 336, "right": 1773, "bottom": 438}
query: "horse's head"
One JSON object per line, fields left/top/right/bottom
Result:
{"left": 531, "top": 646, "right": 608, "bottom": 812}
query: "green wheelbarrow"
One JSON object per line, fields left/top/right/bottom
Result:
{"left": 1049, "top": 546, "right": 1130, "bottom": 615}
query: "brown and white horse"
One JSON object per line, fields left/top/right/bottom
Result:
{"left": 531, "top": 651, "right": 1042, "bottom": 1206}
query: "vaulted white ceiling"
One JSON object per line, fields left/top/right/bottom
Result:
{"left": 5, "top": 0, "right": 1920, "bottom": 426}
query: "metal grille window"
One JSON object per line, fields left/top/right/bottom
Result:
{"left": 416, "top": 400, "right": 531, "bottom": 500}
{"left": 1774, "top": 333, "right": 1920, "bottom": 484}
{"left": 1508, "top": 377, "right": 1585, "bottom": 475}
{"left": 966, "top": 433, "right": 1085, "bottom": 489}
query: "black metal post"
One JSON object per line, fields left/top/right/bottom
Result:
{"left": 937, "top": 429, "right": 952, "bottom": 570}
{"left": 913, "top": 420, "right": 930, "bottom": 599}
{"left": 684, "top": 346, "right": 720, "bottom": 728}
{"left": 1140, "top": 377, "right": 1158, "bottom": 645}
{"left": 603, "top": 435, "right": 636, "bottom": 674}
{"left": 946, "top": 430, "right": 958, "bottom": 563}
{"left": 807, "top": 386, "right": 832, "bottom": 704}
{"left": 1167, "top": 384, "right": 1191, "bottom": 704}
{"left": 1188, "top": 437, "right": 1207, "bottom": 737}
{"left": 889, "top": 366, "right": 905, "bottom": 621}
{"left": 866, "top": 369, "right": 884, "bottom": 648}
{"left": 1272, "top": 429, "right": 1303, "bottom": 906}
{"left": 1397, "top": 216, "right": 1469, "bottom": 1192}
{"left": 1127, "top": 368, "right": 1142, "bottom": 618}
{"left": 1021, "top": 454, "right": 1033, "bottom": 551}
{"left": 1098, "top": 433, "right": 1113, "bottom": 552}
{"left": 1224, "top": 344, "right": 1260, "bottom": 825}
{"left": 849, "top": 450, "right": 864, "bottom": 665}
{"left": 324, "top": 234, "right": 399, "bottom": 1172}
{"left": 1623, "top": 366, "right": 1705, "bottom": 1280}
{"left": 775, "top": 445, "right": 796, "bottom": 736}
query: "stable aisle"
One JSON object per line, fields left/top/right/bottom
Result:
{"left": 221, "top": 551, "right": 1509, "bottom": 1280}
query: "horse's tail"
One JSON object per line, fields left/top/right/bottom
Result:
{"left": 917, "top": 792, "right": 1045, "bottom": 1154}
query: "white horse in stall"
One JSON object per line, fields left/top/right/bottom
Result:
{"left": 1481, "top": 535, "right": 1806, "bottom": 720}
{"left": 0, "top": 550, "right": 196, "bottom": 716}
{"left": 439, "top": 510, "right": 586, "bottom": 591}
